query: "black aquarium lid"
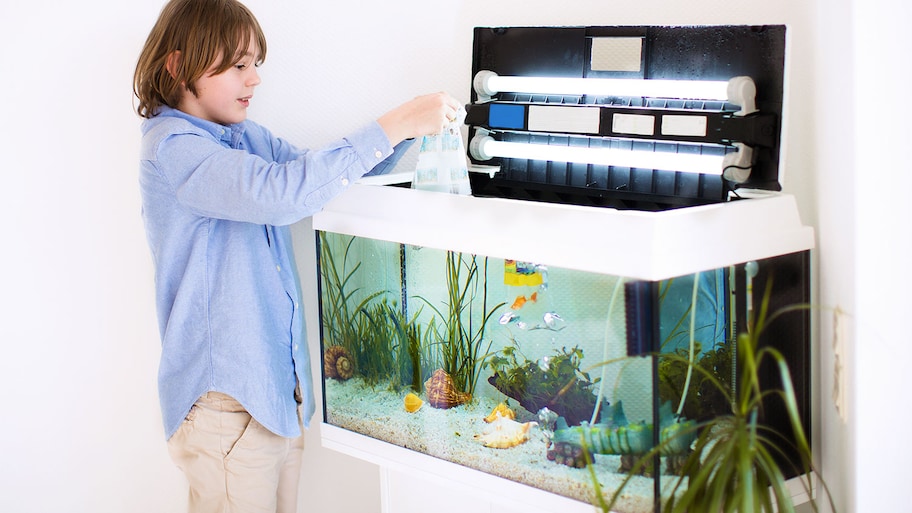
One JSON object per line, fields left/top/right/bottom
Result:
{"left": 466, "top": 25, "right": 787, "bottom": 211}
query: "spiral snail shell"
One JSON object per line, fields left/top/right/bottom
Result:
{"left": 424, "top": 368, "right": 471, "bottom": 409}
{"left": 324, "top": 345, "right": 354, "bottom": 380}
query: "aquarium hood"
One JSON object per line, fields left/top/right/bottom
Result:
{"left": 315, "top": 184, "right": 813, "bottom": 282}
{"left": 465, "top": 26, "right": 787, "bottom": 211}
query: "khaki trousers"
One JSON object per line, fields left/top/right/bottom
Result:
{"left": 167, "top": 392, "right": 305, "bottom": 513}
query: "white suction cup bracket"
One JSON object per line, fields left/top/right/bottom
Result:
{"left": 727, "top": 76, "right": 757, "bottom": 116}
{"left": 722, "top": 143, "right": 754, "bottom": 183}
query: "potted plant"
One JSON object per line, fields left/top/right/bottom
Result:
{"left": 592, "top": 281, "right": 835, "bottom": 513}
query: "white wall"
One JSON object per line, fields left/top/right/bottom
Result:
{"left": 842, "top": 0, "right": 912, "bottom": 511}
{"left": 2, "top": 0, "right": 909, "bottom": 512}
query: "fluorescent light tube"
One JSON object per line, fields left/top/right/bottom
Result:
{"left": 469, "top": 134, "right": 726, "bottom": 176}
{"left": 474, "top": 70, "right": 755, "bottom": 108}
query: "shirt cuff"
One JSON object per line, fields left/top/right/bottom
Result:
{"left": 345, "top": 121, "right": 394, "bottom": 178}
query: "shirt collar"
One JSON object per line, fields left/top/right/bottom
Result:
{"left": 155, "top": 106, "right": 247, "bottom": 146}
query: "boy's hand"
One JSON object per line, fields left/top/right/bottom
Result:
{"left": 378, "top": 92, "right": 462, "bottom": 146}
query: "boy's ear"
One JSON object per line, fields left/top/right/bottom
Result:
{"left": 165, "top": 50, "right": 181, "bottom": 79}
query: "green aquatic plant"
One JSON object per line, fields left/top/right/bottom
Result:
{"left": 658, "top": 340, "right": 733, "bottom": 422}
{"left": 593, "top": 282, "right": 834, "bottom": 513}
{"left": 356, "top": 299, "right": 401, "bottom": 386}
{"left": 319, "top": 233, "right": 442, "bottom": 391}
{"left": 418, "top": 251, "right": 504, "bottom": 396}
{"left": 388, "top": 303, "right": 437, "bottom": 392}
{"left": 486, "top": 343, "right": 599, "bottom": 426}
{"left": 655, "top": 273, "right": 731, "bottom": 422}
{"left": 318, "top": 232, "right": 385, "bottom": 363}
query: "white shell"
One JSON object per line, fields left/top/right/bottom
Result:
{"left": 474, "top": 417, "right": 537, "bottom": 449}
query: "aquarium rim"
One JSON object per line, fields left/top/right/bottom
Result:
{"left": 313, "top": 184, "right": 814, "bottom": 282}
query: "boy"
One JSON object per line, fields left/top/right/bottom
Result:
{"left": 133, "top": 0, "right": 460, "bottom": 511}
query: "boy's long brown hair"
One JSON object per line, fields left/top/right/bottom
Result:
{"left": 133, "top": 0, "right": 267, "bottom": 119}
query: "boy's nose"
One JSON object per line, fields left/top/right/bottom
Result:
{"left": 248, "top": 68, "right": 261, "bottom": 86}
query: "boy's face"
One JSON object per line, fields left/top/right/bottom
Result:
{"left": 178, "top": 35, "right": 261, "bottom": 125}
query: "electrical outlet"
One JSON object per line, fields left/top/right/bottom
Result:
{"left": 832, "top": 307, "right": 848, "bottom": 423}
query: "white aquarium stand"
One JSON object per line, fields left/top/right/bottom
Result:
{"left": 322, "top": 423, "right": 599, "bottom": 513}
{"left": 313, "top": 181, "right": 816, "bottom": 513}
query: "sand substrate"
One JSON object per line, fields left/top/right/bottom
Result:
{"left": 325, "top": 377, "right": 684, "bottom": 513}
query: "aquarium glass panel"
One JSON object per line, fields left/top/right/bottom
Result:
{"left": 316, "top": 230, "right": 809, "bottom": 512}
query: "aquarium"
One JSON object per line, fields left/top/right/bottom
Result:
{"left": 314, "top": 187, "right": 811, "bottom": 513}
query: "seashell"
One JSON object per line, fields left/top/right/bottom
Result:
{"left": 404, "top": 392, "right": 423, "bottom": 413}
{"left": 483, "top": 402, "right": 515, "bottom": 423}
{"left": 424, "top": 369, "right": 471, "bottom": 409}
{"left": 335, "top": 354, "right": 354, "bottom": 380}
{"left": 474, "top": 417, "right": 538, "bottom": 449}
{"left": 324, "top": 345, "right": 353, "bottom": 380}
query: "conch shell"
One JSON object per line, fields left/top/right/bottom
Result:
{"left": 404, "top": 392, "right": 423, "bottom": 413}
{"left": 324, "top": 345, "right": 354, "bottom": 380}
{"left": 474, "top": 417, "right": 538, "bottom": 449}
{"left": 424, "top": 369, "right": 471, "bottom": 409}
{"left": 483, "top": 402, "right": 516, "bottom": 423}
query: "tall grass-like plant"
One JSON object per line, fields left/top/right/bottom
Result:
{"left": 318, "top": 233, "right": 384, "bottom": 372}
{"left": 320, "top": 233, "right": 442, "bottom": 390}
{"left": 357, "top": 299, "right": 401, "bottom": 386}
{"left": 593, "top": 281, "right": 834, "bottom": 513}
{"left": 380, "top": 301, "right": 437, "bottom": 392}
{"left": 418, "top": 251, "right": 505, "bottom": 396}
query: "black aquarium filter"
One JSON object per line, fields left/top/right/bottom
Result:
{"left": 624, "top": 280, "right": 656, "bottom": 356}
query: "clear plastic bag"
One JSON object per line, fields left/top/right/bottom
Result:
{"left": 412, "top": 106, "right": 472, "bottom": 195}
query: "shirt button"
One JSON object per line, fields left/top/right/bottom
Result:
{"left": 276, "top": 265, "right": 282, "bottom": 272}
{"left": 374, "top": 150, "right": 383, "bottom": 159}
{"left": 341, "top": 178, "right": 349, "bottom": 186}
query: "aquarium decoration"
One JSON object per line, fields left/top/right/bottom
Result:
{"left": 548, "top": 401, "right": 696, "bottom": 473}
{"left": 424, "top": 368, "right": 472, "bottom": 409}
{"left": 474, "top": 416, "right": 538, "bottom": 449}
{"left": 498, "top": 260, "right": 565, "bottom": 331}
{"left": 403, "top": 392, "right": 424, "bottom": 413}
{"left": 486, "top": 344, "right": 598, "bottom": 426}
{"left": 323, "top": 345, "right": 354, "bottom": 381}
{"left": 483, "top": 402, "right": 515, "bottom": 423}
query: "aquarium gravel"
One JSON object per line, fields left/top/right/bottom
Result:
{"left": 324, "top": 377, "right": 680, "bottom": 513}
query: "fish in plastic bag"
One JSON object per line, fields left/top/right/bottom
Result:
{"left": 412, "top": 105, "right": 472, "bottom": 195}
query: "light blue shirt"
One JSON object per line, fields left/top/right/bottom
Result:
{"left": 140, "top": 106, "right": 406, "bottom": 439}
